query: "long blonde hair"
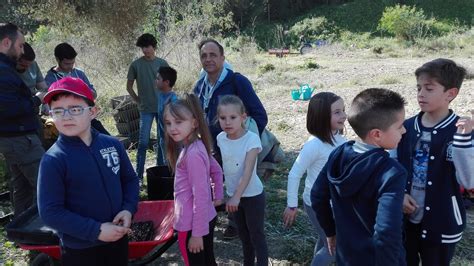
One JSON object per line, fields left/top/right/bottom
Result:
{"left": 164, "top": 93, "right": 213, "bottom": 172}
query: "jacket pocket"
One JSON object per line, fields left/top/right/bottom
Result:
{"left": 451, "top": 196, "right": 462, "bottom": 226}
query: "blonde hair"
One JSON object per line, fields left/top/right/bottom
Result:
{"left": 164, "top": 93, "right": 213, "bottom": 172}
{"left": 216, "top": 95, "right": 247, "bottom": 128}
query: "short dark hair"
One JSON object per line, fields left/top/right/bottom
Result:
{"left": 158, "top": 66, "right": 177, "bottom": 87}
{"left": 198, "top": 39, "right": 224, "bottom": 56}
{"left": 0, "top": 22, "right": 19, "bottom": 42}
{"left": 348, "top": 88, "right": 406, "bottom": 139}
{"left": 306, "top": 92, "right": 342, "bottom": 146}
{"left": 136, "top": 33, "right": 157, "bottom": 48}
{"left": 54, "top": 42, "right": 77, "bottom": 61}
{"left": 50, "top": 92, "right": 95, "bottom": 107}
{"left": 415, "top": 58, "right": 466, "bottom": 91}
{"left": 20, "top": 42, "right": 35, "bottom": 61}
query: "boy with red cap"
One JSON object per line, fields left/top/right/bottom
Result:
{"left": 37, "top": 77, "right": 139, "bottom": 266}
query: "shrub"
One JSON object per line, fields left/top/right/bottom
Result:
{"left": 288, "top": 16, "right": 338, "bottom": 47}
{"left": 258, "top": 63, "right": 275, "bottom": 74}
{"left": 302, "top": 60, "right": 320, "bottom": 70}
{"left": 378, "top": 5, "right": 430, "bottom": 42}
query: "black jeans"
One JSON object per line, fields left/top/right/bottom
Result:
{"left": 234, "top": 192, "right": 268, "bottom": 266}
{"left": 180, "top": 217, "right": 217, "bottom": 266}
{"left": 61, "top": 236, "right": 128, "bottom": 266}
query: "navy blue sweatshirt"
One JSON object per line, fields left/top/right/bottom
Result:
{"left": 0, "top": 53, "right": 41, "bottom": 136}
{"left": 38, "top": 130, "right": 139, "bottom": 249}
{"left": 311, "top": 141, "right": 407, "bottom": 266}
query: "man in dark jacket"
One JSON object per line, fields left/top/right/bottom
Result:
{"left": 194, "top": 39, "right": 267, "bottom": 150}
{"left": 0, "top": 23, "right": 45, "bottom": 215}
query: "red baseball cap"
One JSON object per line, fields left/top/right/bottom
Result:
{"left": 43, "top": 77, "right": 95, "bottom": 105}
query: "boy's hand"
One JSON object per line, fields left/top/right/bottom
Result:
{"left": 455, "top": 110, "right": 474, "bottom": 134}
{"left": 283, "top": 207, "right": 298, "bottom": 228}
{"left": 403, "top": 194, "right": 418, "bottom": 214}
{"left": 226, "top": 196, "right": 240, "bottom": 213}
{"left": 188, "top": 236, "right": 204, "bottom": 254}
{"left": 113, "top": 210, "right": 132, "bottom": 228}
{"left": 98, "top": 222, "right": 131, "bottom": 242}
{"left": 327, "top": 236, "right": 336, "bottom": 256}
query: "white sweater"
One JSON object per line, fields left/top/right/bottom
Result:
{"left": 286, "top": 134, "right": 346, "bottom": 207}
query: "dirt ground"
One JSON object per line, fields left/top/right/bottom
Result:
{"left": 150, "top": 45, "right": 474, "bottom": 265}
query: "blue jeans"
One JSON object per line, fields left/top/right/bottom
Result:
{"left": 304, "top": 203, "right": 335, "bottom": 266}
{"left": 136, "top": 112, "right": 159, "bottom": 180}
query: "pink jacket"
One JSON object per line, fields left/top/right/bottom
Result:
{"left": 173, "top": 140, "right": 224, "bottom": 236}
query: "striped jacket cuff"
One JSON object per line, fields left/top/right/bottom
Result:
{"left": 453, "top": 133, "right": 472, "bottom": 148}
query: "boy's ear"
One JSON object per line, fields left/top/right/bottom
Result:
{"left": 446, "top": 87, "right": 459, "bottom": 102}
{"left": 367, "top": 128, "right": 382, "bottom": 143}
{"left": 89, "top": 106, "right": 98, "bottom": 119}
{"left": 0, "top": 37, "right": 11, "bottom": 49}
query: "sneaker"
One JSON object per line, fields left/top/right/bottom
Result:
{"left": 223, "top": 226, "right": 238, "bottom": 240}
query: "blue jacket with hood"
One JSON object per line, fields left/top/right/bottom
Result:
{"left": 311, "top": 141, "right": 407, "bottom": 266}
{"left": 38, "top": 129, "right": 139, "bottom": 249}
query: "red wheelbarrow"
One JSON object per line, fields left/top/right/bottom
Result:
{"left": 6, "top": 200, "right": 177, "bottom": 266}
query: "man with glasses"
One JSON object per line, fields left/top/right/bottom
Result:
{"left": 0, "top": 23, "right": 45, "bottom": 215}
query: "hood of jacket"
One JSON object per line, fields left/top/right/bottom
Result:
{"left": 326, "top": 141, "right": 390, "bottom": 198}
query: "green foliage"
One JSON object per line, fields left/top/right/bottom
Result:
{"left": 378, "top": 5, "right": 430, "bottom": 41}
{"left": 288, "top": 17, "right": 339, "bottom": 45}
{"left": 377, "top": 5, "right": 462, "bottom": 42}
{"left": 301, "top": 60, "right": 320, "bottom": 70}
{"left": 258, "top": 63, "right": 276, "bottom": 75}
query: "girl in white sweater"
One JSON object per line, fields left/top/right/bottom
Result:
{"left": 283, "top": 92, "right": 347, "bottom": 266}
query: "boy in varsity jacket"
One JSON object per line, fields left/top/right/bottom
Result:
{"left": 396, "top": 58, "right": 474, "bottom": 266}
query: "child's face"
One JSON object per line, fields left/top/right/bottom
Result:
{"left": 57, "top": 58, "right": 75, "bottom": 73}
{"left": 49, "top": 95, "right": 96, "bottom": 141}
{"left": 218, "top": 104, "right": 246, "bottom": 139}
{"left": 330, "top": 98, "right": 346, "bottom": 133}
{"left": 164, "top": 109, "right": 196, "bottom": 144}
{"left": 156, "top": 73, "right": 164, "bottom": 90}
{"left": 156, "top": 73, "right": 170, "bottom": 92}
{"left": 141, "top": 45, "right": 155, "bottom": 59}
{"left": 376, "top": 109, "right": 406, "bottom": 149}
{"left": 416, "top": 73, "right": 458, "bottom": 114}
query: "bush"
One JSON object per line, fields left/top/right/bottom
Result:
{"left": 378, "top": 5, "right": 430, "bottom": 41}
{"left": 288, "top": 16, "right": 338, "bottom": 47}
{"left": 258, "top": 63, "right": 275, "bottom": 75}
{"left": 301, "top": 60, "right": 320, "bottom": 70}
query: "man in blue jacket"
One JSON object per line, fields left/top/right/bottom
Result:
{"left": 194, "top": 39, "right": 267, "bottom": 153}
{"left": 0, "top": 23, "right": 45, "bottom": 215}
{"left": 193, "top": 39, "right": 268, "bottom": 239}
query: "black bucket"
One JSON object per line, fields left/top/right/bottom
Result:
{"left": 146, "top": 166, "right": 174, "bottom": 200}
